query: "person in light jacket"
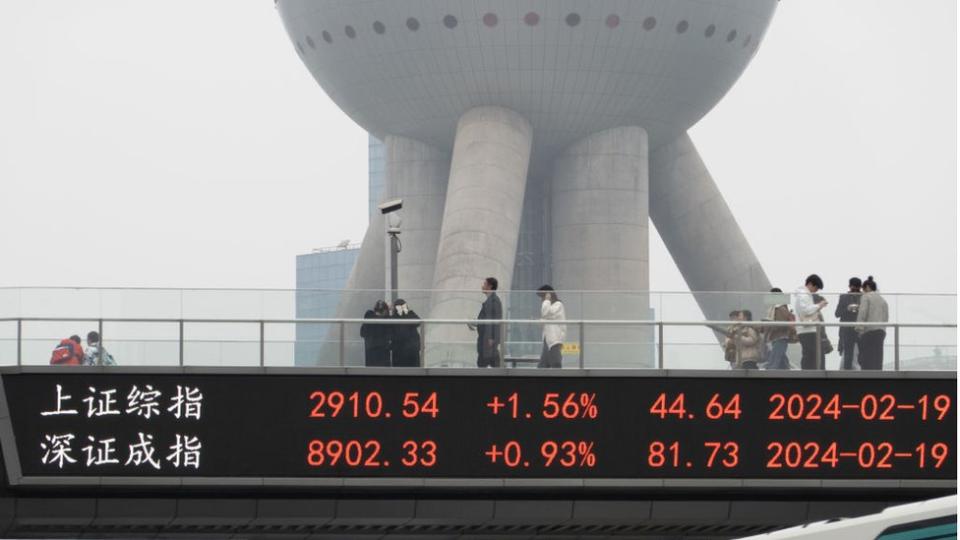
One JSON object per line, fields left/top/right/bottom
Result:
{"left": 732, "top": 310, "right": 762, "bottom": 369}
{"left": 855, "top": 276, "right": 889, "bottom": 370}
{"left": 793, "top": 274, "right": 829, "bottom": 370}
{"left": 536, "top": 285, "right": 566, "bottom": 369}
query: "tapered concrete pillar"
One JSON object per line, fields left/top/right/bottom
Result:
{"left": 427, "top": 107, "right": 533, "bottom": 367}
{"left": 383, "top": 136, "right": 449, "bottom": 313}
{"left": 552, "top": 127, "right": 652, "bottom": 367}
{"left": 649, "top": 133, "right": 771, "bottom": 324}
{"left": 316, "top": 211, "right": 386, "bottom": 366}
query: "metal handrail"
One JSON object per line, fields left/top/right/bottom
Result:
{"left": 1, "top": 285, "right": 956, "bottom": 296}
{"left": 3, "top": 317, "right": 955, "bottom": 370}
{"left": 0, "top": 316, "right": 953, "bottom": 327}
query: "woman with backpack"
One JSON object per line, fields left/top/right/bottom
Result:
{"left": 763, "top": 288, "right": 796, "bottom": 370}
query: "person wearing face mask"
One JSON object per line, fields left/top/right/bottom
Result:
{"left": 536, "top": 285, "right": 566, "bottom": 369}
{"left": 390, "top": 299, "right": 422, "bottom": 367}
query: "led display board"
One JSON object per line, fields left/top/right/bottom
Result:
{"left": 1, "top": 372, "right": 954, "bottom": 485}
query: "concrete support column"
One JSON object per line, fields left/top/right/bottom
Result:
{"left": 383, "top": 136, "right": 449, "bottom": 313}
{"left": 552, "top": 126, "right": 652, "bottom": 368}
{"left": 427, "top": 107, "right": 533, "bottom": 367}
{"left": 649, "top": 132, "right": 771, "bottom": 324}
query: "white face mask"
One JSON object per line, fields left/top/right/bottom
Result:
{"left": 396, "top": 304, "right": 409, "bottom": 316}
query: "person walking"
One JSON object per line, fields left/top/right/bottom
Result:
{"left": 360, "top": 300, "right": 392, "bottom": 367}
{"left": 470, "top": 277, "right": 503, "bottom": 368}
{"left": 856, "top": 276, "right": 889, "bottom": 370}
{"left": 793, "top": 274, "right": 829, "bottom": 370}
{"left": 536, "top": 285, "right": 566, "bottom": 369}
{"left": 390, "top": 299, "right": 422, "bottom": 368}
{"left": 835, "top": 277, "right": 862, "bottom": 370}
{"left": 763, "top": 288, "right": 794, "bottom": 370}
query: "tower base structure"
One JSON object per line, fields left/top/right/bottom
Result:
{"left": 327, "top": 129, "right": 769, "bottom": 368}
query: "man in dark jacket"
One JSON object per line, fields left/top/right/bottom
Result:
{"left": 390, "top": 299, "right": 421, "bottom": 367}
{"left": 360, "top": 300, "right": 391, "bottom": 367}
{"left": 471, "top": 277, "right": 502, "bottom": 368}
{"left": 835, "top": 277, "right": 862, "bottom": 370}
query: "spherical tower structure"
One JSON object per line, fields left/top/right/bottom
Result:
{"left": 277, "top": 0, "right": 777, "bottom": 367}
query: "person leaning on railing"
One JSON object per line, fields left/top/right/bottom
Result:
{"left": 855, "top": 276, "right": 889, "bottom": 370}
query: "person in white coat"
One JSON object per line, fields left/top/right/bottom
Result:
{"left": 537, "top": 285, "right": 566, "bottom": 369}
{"left": 793, "top": 274, "right": 829, "bottom": 370}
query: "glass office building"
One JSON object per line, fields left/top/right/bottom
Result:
{"left": 294, "top": 134, "right": 385, "bottom": 366}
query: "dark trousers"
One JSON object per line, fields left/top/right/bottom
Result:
{"left": 364, "top": 345, "right": 390, "bottom": 367}
{"left": 538, "top": 341, "right": 562, "bottom": 368}
{"left": 392, "top": 345, "right": 420, "bottom": 368}
{"left": 839, "top": 327, "right": 858, "bottom": 370}
{"left": 799, "top": 332, "right": 824, "bottom": 370}
{"left": 858, "top": 330, "right": 886, "bottom": 370}
{"left": 477, "top": 340, "right": 501, "bottom": 368}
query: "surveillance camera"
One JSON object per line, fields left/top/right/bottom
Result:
{"left": 378, "top": 199, "right": 403, "bottom": 214}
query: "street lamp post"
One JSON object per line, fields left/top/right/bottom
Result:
{"left": 378, "top": 199, "right": 403, "bottom": 304}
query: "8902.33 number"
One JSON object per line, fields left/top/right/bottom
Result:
{"left": 306, "top": 439, "right": 437, "bottom": 468}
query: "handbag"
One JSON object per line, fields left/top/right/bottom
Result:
{"left": 820, "top": 335, "right": 834, "bottom": 355}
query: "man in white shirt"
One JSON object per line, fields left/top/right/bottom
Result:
{"left": 793, "top": 274, "right": 828, "bottom": 370}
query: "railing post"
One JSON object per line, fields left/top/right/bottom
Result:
{"left": 894, "top": 325, "right": 900, "bottom": 372}
{"left": 178, "top": 320, "right": 184, "bottom": 367}
{"left": 338, "top": 321, "right": 346, "bottom": 367}
{"left": 259, "top": 321, "right": 265, "bottom": 367}
{"left": 419, "top": 321, "right": 426, "bottom": 368}
{"left": 500, "top": 321, "right": 507, "bottom": 367}
{"left": 578, "top": 321, "right": 585, "bottom": 369}
{"left": 735, "top": 323, "right": 741, "bottom": 368}
{"left": 16, "top": 319, "right": 21, "bottom": 367}
{"left": 657, "top": 322, "right": 664, "bottom": 370}
{"left": 98, "top": 319, "right": 103, "bottom": 346}
{"left": 815, "top": 324, "right": 823, "bottom": 370}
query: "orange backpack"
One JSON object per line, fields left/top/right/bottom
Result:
{"left": 50, "top": 339, "right": 83, "bottom": 365}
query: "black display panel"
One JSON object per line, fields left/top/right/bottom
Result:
{"left": 2, "top": 372, "right": 955, "bottom": 481}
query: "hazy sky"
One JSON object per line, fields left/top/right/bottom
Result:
{"left": 0, "top": 0, "right": 956, "bottom": 295}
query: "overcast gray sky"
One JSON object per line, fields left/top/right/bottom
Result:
{"left": 0, "top": 0, "right": 956, "bottom": 295}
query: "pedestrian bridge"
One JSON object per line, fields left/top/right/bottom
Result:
{"left": 0, "top": 287, "right": 955, "bottom": 371}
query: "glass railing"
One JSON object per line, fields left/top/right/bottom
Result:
{"left": 0, "top": 287, "right": 954, "bottom": 370}
{"left": 0, "top": 317, "right": 954, "bottom": 371}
